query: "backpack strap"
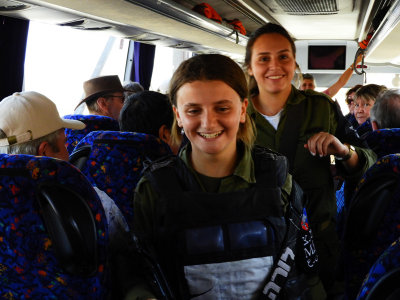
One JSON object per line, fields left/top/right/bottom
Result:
{"left": 260, "top": 181, "right": 318, "bottom": 300}
{"left": 279, "top": 100, "right": 306, "bottom": 173}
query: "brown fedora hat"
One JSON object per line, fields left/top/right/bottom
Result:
{"left": 75, "top": 75, "right": 124, "bottom": 109}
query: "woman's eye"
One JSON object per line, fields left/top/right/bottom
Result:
{"left": 218, "top": 107, "right": 230, "bottom": 112}
{"left": 187, "top": 109, "right": 200, "bottom": 114}
{"left": 259, "top": 56, "right": 269, "bottom": 62}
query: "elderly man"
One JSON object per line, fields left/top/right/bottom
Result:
{"left": 75, "top": 75, "right": 126, "bottom": 120}
{"left": 0, "top": 90, "right": 135, "bottom": 297}
{"left": 0, "top": 91, "right": 128, "bottom": 239}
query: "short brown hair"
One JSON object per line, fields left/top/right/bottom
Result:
{"left": 169, "top": 54, "right": 255, "bottom": 148}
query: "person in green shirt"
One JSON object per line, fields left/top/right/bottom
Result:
{"left": 129, "top": 54, "right": 320, "bottom": 300}
{"left": 244, "top": 23, "right": 376, "bottom": 298}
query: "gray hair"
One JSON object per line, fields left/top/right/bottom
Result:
{"left": 0, "top": 129, "right": 62, "bottom": 155}
{"left": 370, "top": 89, "right": 400, "bottom": 129}
{"left": 123, "top": 81, "right": 144, "bottom": 98}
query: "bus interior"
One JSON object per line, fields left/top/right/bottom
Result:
{"left": 1, "top": 0, "right": 400, "bottom": 114}
{"left": 2, "top": 1, "right": 400, "bottom": 299}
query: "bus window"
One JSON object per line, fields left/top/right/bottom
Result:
{"left": 24, "top": 21, "right": 129, "bottom": 116}
{"left": 150, "top": 46, "right": 192, "bottom": 94}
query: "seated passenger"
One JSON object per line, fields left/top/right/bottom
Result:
{"left": 339, "top": 89, "right": 400, "bottom": 299}
{"left": 0, "top": 91, "right": 135, "bottom": 298}
{"left": 0, "top": 91, "right": 128, "bottom": 245}
{"left": 123, "top": 80, "right": 144, "bottom": 98}
{"left": 353, "top": 84, "right": 387, "bottom": 138}
{"left": 129, "top": 54, "right": 319, "bottom": 299}
{"left": 367, "top": 89, "right": 400, "bottom": 156}
{"left": 344, "top": 84, "right": 362, "bottom": 128}
{"left": 75, "top": 75, "right": 126, "bottom": 120}
{"left": 119, "top": 90, "right": 179, "bottom": 154}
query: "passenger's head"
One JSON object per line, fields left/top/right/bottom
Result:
{"left": 345, "top": 84, "right": 362, "bottom": 114}
{"left": 244, "top": 23, "right": 296, "bottom": 97}
{"left": 300, "top": 73, "right": 316, "bottom": 91}
{"left": 123, "top": 81, "right": 144, "bottom": 98}
{"left": 76, "top": 75, "right": 125, "bottom": 120}
{"left": 0, "top": 91, "right": 85, "bottom": 161}
{"left": 354, "top": 84, "right": 387, "bottom": 125}
{"left": 169, "top": 54, "right": 254, "bottom": 155}
{"left": 370, "top": 89, "right": 400, "bottom": 130}
{"left": 119, "top": 91, "right": 178, "bottom": 154}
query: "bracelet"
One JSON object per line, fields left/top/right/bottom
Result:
{"left": 335, "top": 144, "right": 355, "bottom": 161}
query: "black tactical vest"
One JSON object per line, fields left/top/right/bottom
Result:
{"left": 143, "top": 145, "right": 308, "bottom": 299}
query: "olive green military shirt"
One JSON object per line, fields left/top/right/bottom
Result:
{"left": 248, "top": 86, "right": 376, "bottom": 231}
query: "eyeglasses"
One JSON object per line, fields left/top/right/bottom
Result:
{"left": 104, "top": 94, "right": 125, "bottom": 102}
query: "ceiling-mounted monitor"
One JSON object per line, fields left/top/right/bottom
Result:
{"left": 308, "top": 45, "right": 346, "bottom": 70}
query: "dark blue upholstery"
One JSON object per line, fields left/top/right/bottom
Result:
{"left": 357, "top": 237, "right": 400, "bottom": 300}
{"left": 64, "top": 114, "right": 119, "bottom": 154}
{"left": 342, "top": 154, "right": 400, "bottom": 299}
{"left": 366, "top": 128, "right": 400, "bottom": 159}
{"left": 72, "top": 130, "right": 172, "bottom": 227}
{"left": 0, "top": 154, "right": 109, "bottom": 299}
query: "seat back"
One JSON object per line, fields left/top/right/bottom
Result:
{"left": 64, "top": 114, "right": 119, "bottom": 154}
{"left": 0, "top": 154, "right": 109, "bottom": 299}
{"left": 71, "top": 130, "right": 172, "bottom": 227}
{"left": 357, "top": 237, "right": 400, "bottom": 300}
{"left": 342, "top": 154, "right": 400, "bottom": 298}
{"left": 366, "top": 128, "right": 400, "bottom": 159}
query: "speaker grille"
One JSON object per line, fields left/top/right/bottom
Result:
{"left": 275, "top": 0, "right": 338, "bottom": 15}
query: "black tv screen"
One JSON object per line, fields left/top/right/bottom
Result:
{"left": 308, "top": 45, "right": 346, "bottom": 70}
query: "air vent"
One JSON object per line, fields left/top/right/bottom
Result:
{"left": 59, "top": 20, "right": 85, "bottom": 27}
{"left": 0, "top": 0, "right": 29, "bottom": 11}
{"left": 171, "top": 43, "right": 193, "bottom": 49}
{"left": 128, "top": 33, "right": 161, "bottom": 42}
{"left": 58, "top": 18, "right": 112, "bottom": 31}
{"left": 74, "top": 26, "right": 112, "bottom": 31}
{"left": 275, "top": 0, "right": 338, "bottom": 15}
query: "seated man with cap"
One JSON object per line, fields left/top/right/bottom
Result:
{"left": 76, "top": 75, "right": 126, "bottom": 120}
{"left": 0, "top": 91, "right": 129, "bottom": 243}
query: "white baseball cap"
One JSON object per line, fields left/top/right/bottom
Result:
{"left": 0, "top": 91, "right": 85, "bottom": 146}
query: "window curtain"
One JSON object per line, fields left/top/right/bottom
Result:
{"left": 0, "top": 16, "right": 29, "bottom": 100}
{"left": 133, "top": 41, "right": 155, "bottom": 91}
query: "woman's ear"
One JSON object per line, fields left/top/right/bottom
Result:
{"left": 240, "top": 99, "right": 248, "bottom": 123}
{"left": 247, "top": 67, "right": 253, "bottom": 76}
{"left": 173, "top": 105, "right": 182, "bottom": 127}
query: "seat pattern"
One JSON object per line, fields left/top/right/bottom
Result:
{"left": 366, "top": 128, "right": 400, "bottom": 159}
{"left": 343, "top": 154, "right": 400, "bottom": 298}
{"left": 74, "top": 131, "right": 172, "bottom": 227}
{"left": 64, "top": 114, "right": 119, "bottom": 154}
{"left": 0, "top": 154, "right": 109, "bottom": 299}
{"left": 357, "top": 237, "right": 400, "bottom": 300}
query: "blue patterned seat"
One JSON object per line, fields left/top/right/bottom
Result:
{"left": 342, "top": 154, "right": 400, "bottom": 299}
{"left": 0, "top": 154, "right": 109, "bottom": 299}
{"left": 64, "top": 114, "right": 119, "bottom": 154}
{"left": 71, "top": 130, "right": 172, "bottom": 228}
{"left": 357, "top": 237, "right": 400, "bottom": 300}
{"left": 366, "top": 128, "right": 400, "bottom": 159}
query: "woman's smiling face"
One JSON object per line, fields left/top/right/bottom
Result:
{"left": 248, "top": 33, "right": 296, "bottom": 96}
{"left": 174, "top": 80, "right": 247, "bottom": 159}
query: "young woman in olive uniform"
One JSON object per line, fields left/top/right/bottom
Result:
{"left": 244, "top": 23, "right": 376, "bottom": 298}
